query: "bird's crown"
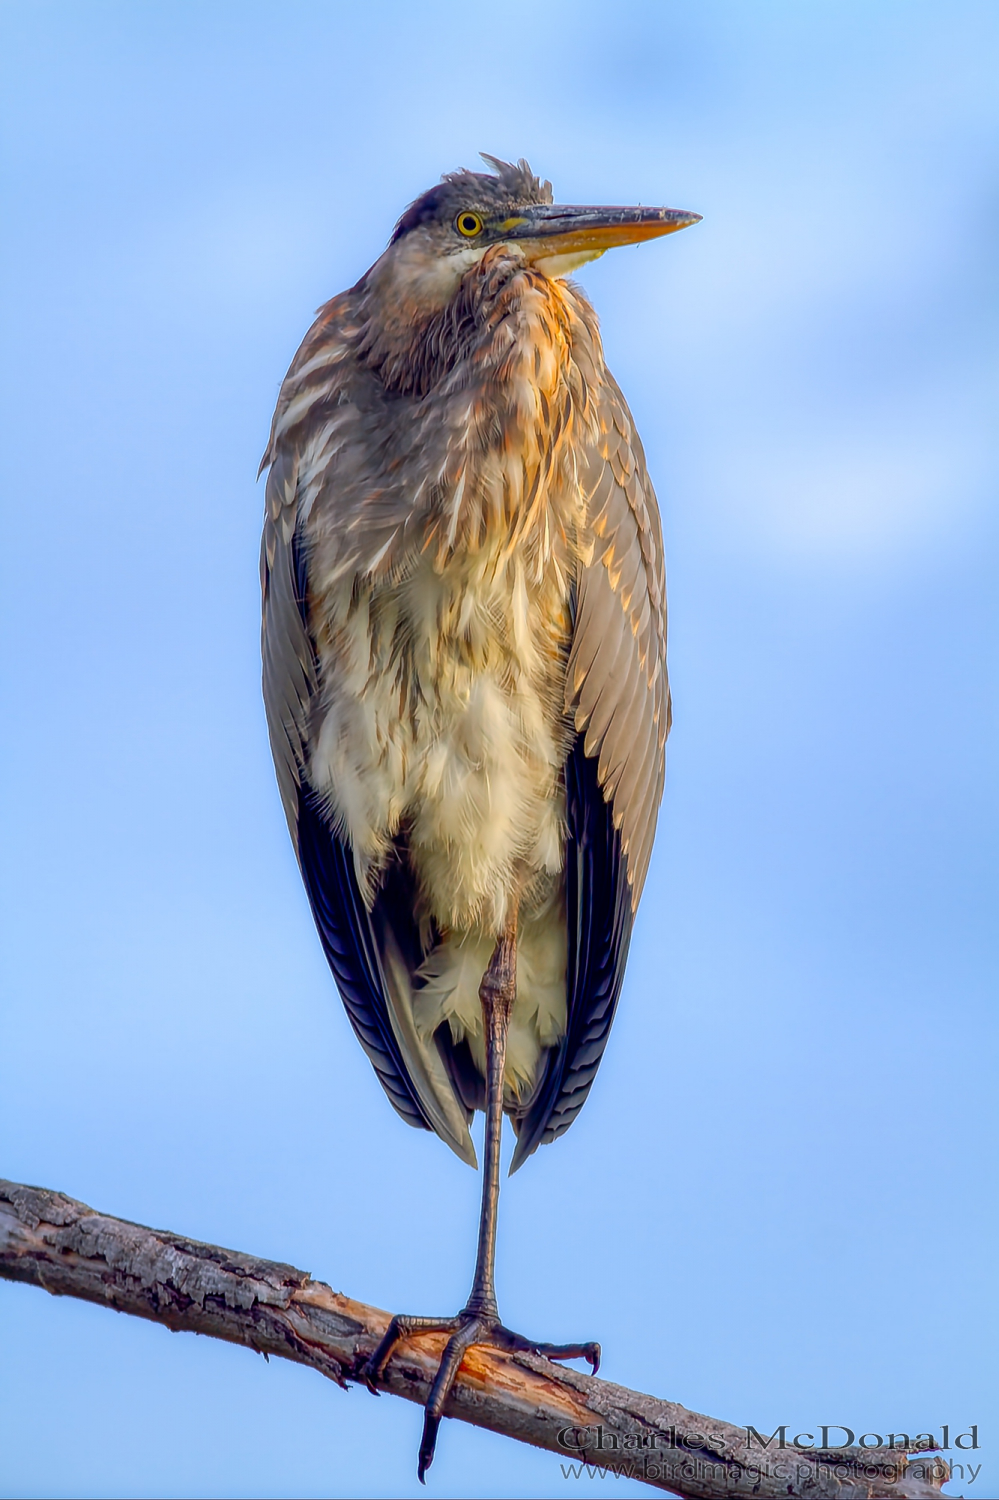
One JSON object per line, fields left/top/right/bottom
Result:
{"left": 391, "top": 156, "right": 553, "bottom": 243}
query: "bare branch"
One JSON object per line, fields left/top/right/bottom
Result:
{"left": 1, "top": 1180, "right": 948, "bottom": 1499}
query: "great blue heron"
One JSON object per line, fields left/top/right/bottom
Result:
{"left": 260, "top": 155, "right": 699, "bottom": 1478}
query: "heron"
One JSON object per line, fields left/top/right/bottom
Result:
{"left": 259, "top": 155, "right": 699, "bottom": 1478}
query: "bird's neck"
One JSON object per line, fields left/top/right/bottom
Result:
{"left": 352, "top": 244, "right": 597, "bottom": 402}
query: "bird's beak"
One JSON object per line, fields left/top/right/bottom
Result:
{"left": 499, "top": 202, "right": 701, "bottom": 273}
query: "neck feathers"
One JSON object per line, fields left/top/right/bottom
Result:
{"left": 354, "top": 244, "right": 602, "bottom": 405}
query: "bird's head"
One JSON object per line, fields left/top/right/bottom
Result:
{"left": 363, "top": 155, "right": 700, "bottom": 316}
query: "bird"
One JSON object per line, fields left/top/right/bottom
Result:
{"left": 259, "top": 155, "right": 699, "bottom": 1479}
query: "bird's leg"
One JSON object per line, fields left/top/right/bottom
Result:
{"left": 462, "top": 919, "right": 516, "bottom": 1322}
{"left": 363, "top": 915, "right": 599, "bottom": 1483}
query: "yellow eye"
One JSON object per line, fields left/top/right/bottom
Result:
{"left": 455, "top": 210, "right": 484, "bottom": 238}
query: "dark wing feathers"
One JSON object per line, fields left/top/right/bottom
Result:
{"left": 510, "top": 739, "right": 633, "bottom": 1170}
{"left": 296, "top": 787, "right": 432, "bottom": 1132}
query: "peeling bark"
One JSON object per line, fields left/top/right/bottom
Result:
{"left": 1, "top": 1180, "right": 949, "bottom": 1499}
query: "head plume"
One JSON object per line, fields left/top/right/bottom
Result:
{"left": 391, "top": 155, "right": 553, "bottom": 243}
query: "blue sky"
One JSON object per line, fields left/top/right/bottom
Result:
{"left": 1, "top": 3, "right": 996, "bottom": 1496}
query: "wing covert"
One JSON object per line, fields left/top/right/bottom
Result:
{"left": 567, "top": 372, "right": 670, "bottom": 906}
{"left": 510, "top": 371, "right": 670, "bottom": 1169}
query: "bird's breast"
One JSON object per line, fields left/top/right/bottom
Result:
{"left": 304, "top": 264, "right": 605, "bottom": 932}
{"left": 310, "top": 531, "right": 575, "bottom": 933}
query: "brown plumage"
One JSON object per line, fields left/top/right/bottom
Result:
{"left": 259, "top": 156, "right": 699, "bottom": 1478}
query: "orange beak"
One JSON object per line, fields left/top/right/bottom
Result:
{"left": 503, "top": 202, "right": 701, "bottom": 263}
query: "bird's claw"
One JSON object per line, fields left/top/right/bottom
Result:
{"left": 531, "top": 1338, "right": 601, "bottom": 1375}
{"left": 363, "top": 1308, "right": 601, "bottom": 1480}
{"left": 418, "top": 1409, "right": 443, "bottom": 1484}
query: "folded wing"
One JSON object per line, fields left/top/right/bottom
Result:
{"left": 260, "top": 437, "right": 477, "bottom": 1165}
{"left": 511, "top": 372, "right": 670, "bottom": 1170}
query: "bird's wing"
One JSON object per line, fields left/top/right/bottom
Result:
{"left": 261, "top": 430, "right": 477, "bottom": 1165}
{"left": 567, "top": 372, "right": 671, "bottom": 904}
{"left": 510, "top": 372, "right": 669, "bottom": 1170}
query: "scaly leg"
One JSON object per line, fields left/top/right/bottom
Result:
{"left": 363, "top": 918, "right": 599, "bottom": 1482}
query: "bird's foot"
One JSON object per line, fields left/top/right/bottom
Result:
{"left": 363, "top": 1308, "right": 600, "bottom": 1481}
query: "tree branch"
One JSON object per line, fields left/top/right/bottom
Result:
{"left": 1, "top": 1180, "right": 948, "bottom": 1499}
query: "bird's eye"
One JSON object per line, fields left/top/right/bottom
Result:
{"left": 455, "top": 211, "right": 484, "bottom": 238}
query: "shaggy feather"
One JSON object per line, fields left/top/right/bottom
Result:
{"left": 259, "top": 158, "right": 670, "bottom": 1157}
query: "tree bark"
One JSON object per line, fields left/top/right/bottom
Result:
{"left": 1, "top": 1179, "right": 949, "bottom": 1499}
